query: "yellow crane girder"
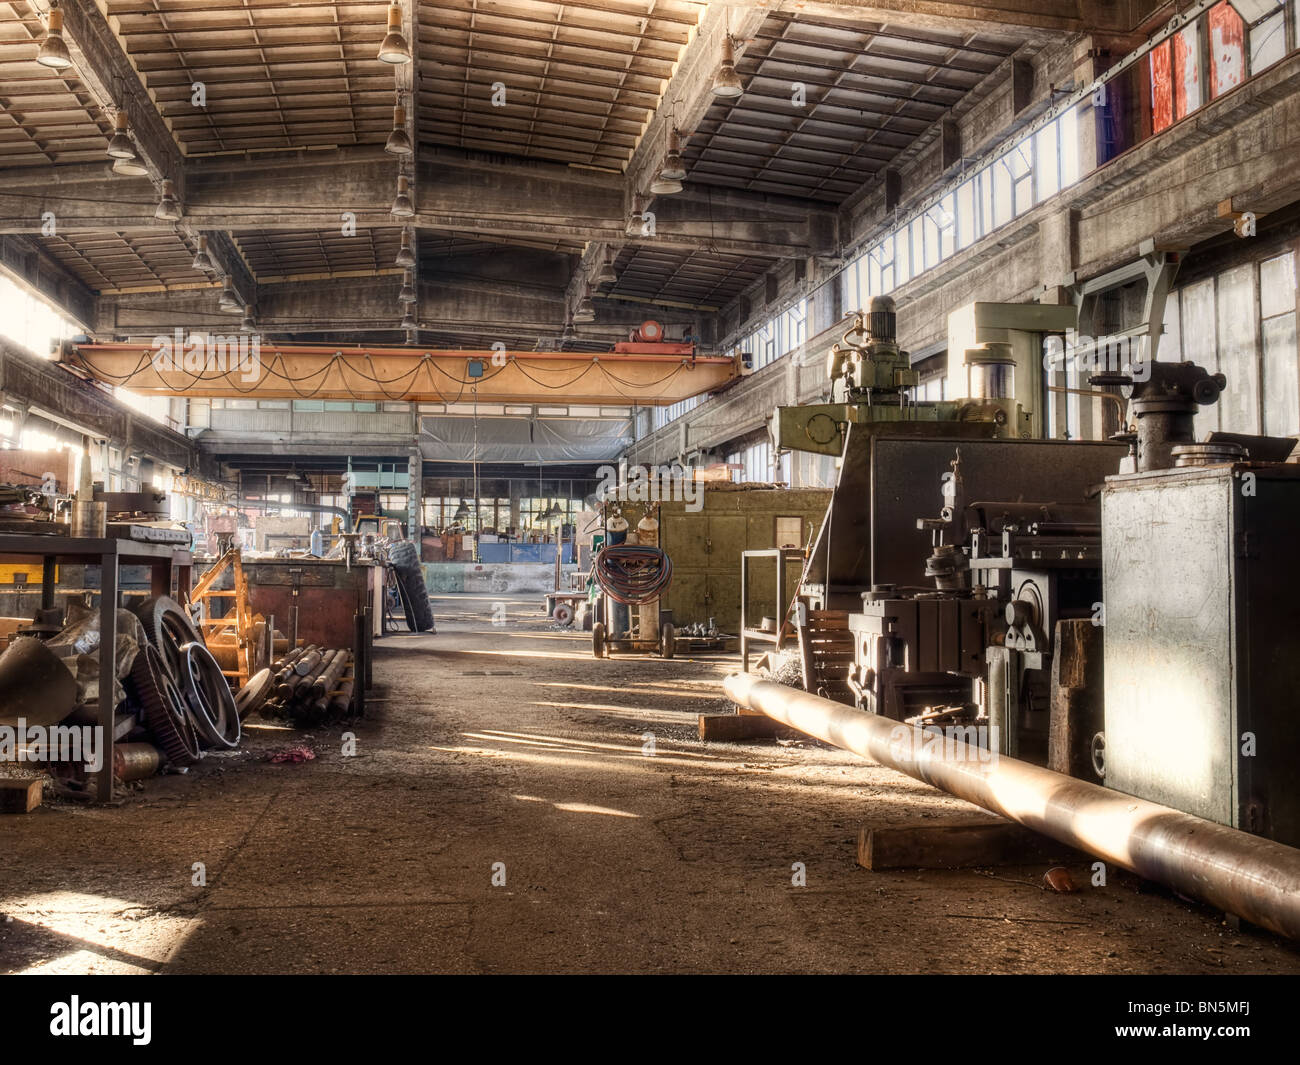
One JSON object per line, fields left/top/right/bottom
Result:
{"left": 61, "top": 341, "right": 740, "bottom": 407}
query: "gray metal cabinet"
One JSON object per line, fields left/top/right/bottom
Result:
{"left": 1102, "top": 463, "right": 1300, "bottom": 846}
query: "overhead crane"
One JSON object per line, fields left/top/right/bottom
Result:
{"left": 57, "top": 332, "right": 742, "bottom": 407}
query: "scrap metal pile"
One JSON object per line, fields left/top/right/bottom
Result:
{"left": 0, "top": 592, "right": 256, "bottom": 791}
{"left": 122, "top": 595, "right": 243, "bottom": 770}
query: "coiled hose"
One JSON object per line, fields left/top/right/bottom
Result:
{"left": 592, "top": 544, "right": 673, "bottom": 605}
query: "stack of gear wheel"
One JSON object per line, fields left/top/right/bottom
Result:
{"left": 180, "top": 641, "right": 241, "bottom": 749}
{"left": 125, "top": 643, "right": 202, "bottom": 767}
{"left": 388, "top": 540, "right": 435, "bottom": 632}
{"left": 132, "top": 595, "right": 205, "bottom": 683}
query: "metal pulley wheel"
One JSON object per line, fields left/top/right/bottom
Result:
{"left": 180, "top": 641, "right": 241, "bottom": 749}
{"left": 133, "top": 595, "right": 205, "bottom": 683}
{"left": 234, "top": 667, "right": 273, "bottom": 720}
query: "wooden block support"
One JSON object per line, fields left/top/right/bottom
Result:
{"left": 0, "top": 777, "right": 43, "bottom": 814}
{"left": 1049, "top": 618, "right": 1104, "bottom": 780}
{"left": 698, "top": 713, "right": 788, "bottom": 742}
{"left": 857, "top": 819, "right": 1078, "bottom": 870}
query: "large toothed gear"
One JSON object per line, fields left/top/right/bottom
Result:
{"left": 127, "top": 643, "right": 201, "bottom": 767}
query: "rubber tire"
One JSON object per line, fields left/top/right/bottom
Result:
{"left": 552, "top": 602, "right": 574, "bottom": 627}
{"left": 591, "top": 622, "right": 606, "bottom": 659}
{"left": 389, "top": 540, "right": 434, "bottom": 632}
{"left": 660, "top": 622, "right": 676, "bottom": 659}
{"left": 390, "top": 569, "right": 417, "bottom": 631}
{"left": 133, "top": 595, "right": 204, "bottom": 682}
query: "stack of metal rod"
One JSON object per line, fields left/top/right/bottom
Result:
{"left": 259, "top": 644, "right": 357, "bottom": 725}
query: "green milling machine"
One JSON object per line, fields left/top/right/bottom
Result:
{"left": 770, "top": 295, "right": 1127, "bottom": 764}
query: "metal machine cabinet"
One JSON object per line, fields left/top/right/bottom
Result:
{"left": 1101, "top": 463, "right": 1300, "bottom": 847}
{"left": 653, "top": 486, "right": 829, "bottom": 633}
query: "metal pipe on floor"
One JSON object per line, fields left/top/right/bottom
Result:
{"left": 723, "top": 673, "right": 1300, "bottom": 940}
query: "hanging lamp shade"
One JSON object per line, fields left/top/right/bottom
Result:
{"left": 596, "top": 254, "right": 617, "bottom": 285}
{"left": 649, "top": 172, "right": 683, "bottom": 196}
{"left": 37, "top": 3, "right": 73, "bottom": 69}
{"left": 378, "top": 2, "right": 412, "bottom": 64}
{"left": 111, "top": 155, "right": 149, "bottom": 178}
{"left": 658, "top": 128, "right": 686, "bottom": 180}
{"left": 191, "top": 234, "right": 215, "bottom": 273}
{"left": 154, "top": 179, "right": 182, "bottom": 221}
{"left": 712, "top": 35, "right": 744, "bottom": 98}
{"left": 107, "top": 111, "right": 137, "bottom": 160}
{"left": 385, "top": 101, "right": 413, "bottom": 155}
{"left": 218, "top": 276, "right": 242, "bottom": 313}
{"left": 391, "top": 174, "right": 414, "bottom": 217}
{"left": 396, "top": 229, "right": 415, "bottom": 267}
{"left": 398, "top": 270, "right": 416, "bottom": 303}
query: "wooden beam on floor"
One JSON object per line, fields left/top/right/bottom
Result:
{"left": 698, "top": 711, "right": 791, "bottom": 742}
{"left": 857, "top": 819, "right": 1081, "bottom": 870}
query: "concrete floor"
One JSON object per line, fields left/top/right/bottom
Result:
{"left": 2, "top": 593, "right": 1299, "bottom": 975}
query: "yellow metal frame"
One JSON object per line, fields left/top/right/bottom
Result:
{"left": 189, "top": 548, "right": 263, "bottom": 686}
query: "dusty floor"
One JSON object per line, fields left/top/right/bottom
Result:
{"left": 2, "top": 593, "right": 1299, "bottom": 975}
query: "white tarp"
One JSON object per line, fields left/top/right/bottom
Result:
{"left": 419, "top": 414, "right": 632, "bottom": 464}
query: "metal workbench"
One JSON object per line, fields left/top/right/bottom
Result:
{"left": 0, "top": 534, "right": 192, "bottom": 802}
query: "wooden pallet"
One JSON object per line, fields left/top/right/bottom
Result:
{"left": 796, "top": 602, "right": 855, "bottom": 703}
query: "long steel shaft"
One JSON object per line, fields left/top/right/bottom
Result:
{"left": 724, "top": 672, "right": 1300, "bottom": 940}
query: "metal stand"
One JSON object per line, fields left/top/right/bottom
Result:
{"left": 739, "top": 548, "right": 804, "bottom": 672}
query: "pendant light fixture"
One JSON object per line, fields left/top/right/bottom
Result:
{"left": 650, "top": 125, "right": 686, "bottom": 194}
{"left": 625, "top": 197, "right": 648, "bottom": 238}
{"left": 154, "top": 179, "right": 182, "bottom": 221}
{"left": 385, "top": 94, "right": 413, "bottom": 156}
{"left": 378, "top": 2, "right": 412, "bottom": 65}
{"left": 573, "top": 286, "right": 596, "bottom": 324}
{"left": 391, "top": 174, "right": 414, "bottom": 217}
{"left": 649, "top": 170, "right": 683, "bottom": 196}
{"left": 218, "top": 276, "right": 242, "bottom": 313}
{"left": 395, "top": 228, "right": 415, "bottom": 267}
{"left": 239, "top": 310, "right": 256, "bottom": 334}
{"left": 191, "top": 234, "right": 215, "bottom": 273}
{"left": 37, "top": 2, "right": 73, "bottom": 70}
{"left": 107, "top": 111, "right": 137, "bottom": 159}
{"left": 398, "top": 270, "right": 416, "bottom": 303}
{"left": 595, "top": 250, "right": 617, "bottom": 285}
{"left": 712, "top": 35, "right": 744, "bottom": 99}
{"left": 399, "top": 307, "right": 417, "bottom": 331}
{"left": 111, "top": 155, "right": 149, "bottom": 178}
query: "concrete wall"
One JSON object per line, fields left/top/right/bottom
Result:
{"left": 422, "top": 562, "right": 579, "bottom": 596}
